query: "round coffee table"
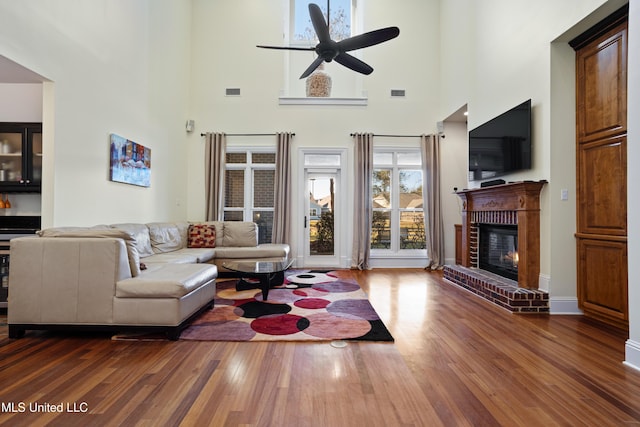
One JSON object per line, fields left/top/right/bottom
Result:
{"left": 222, "top": 259, "right": 294, "bottom": 301}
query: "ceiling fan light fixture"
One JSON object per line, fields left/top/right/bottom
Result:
{"left": 257, "top": 2, "right": 399, "bottom": 79}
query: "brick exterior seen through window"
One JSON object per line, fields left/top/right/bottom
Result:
{"left": 225, "top": 170, "right": 245, "bottom": 207}
{"left": 253, "top": 170, "right": 274, "bottom": 207}
{"left": 224, "top": 150, "right": 275, "bottom": 244}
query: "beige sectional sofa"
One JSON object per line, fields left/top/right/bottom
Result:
{"left": 8, "top": 221, "right": 290, "bottom": 340}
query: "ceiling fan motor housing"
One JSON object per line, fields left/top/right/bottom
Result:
{"left": 316, "top": 40, "right": 340, "bottom": 62}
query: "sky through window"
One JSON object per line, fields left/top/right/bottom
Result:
{"left": 294, "top": 0, "right": 351, "bottom": 42}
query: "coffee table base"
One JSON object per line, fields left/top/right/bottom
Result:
{"left": 235, "top": 271, "right": 285, "bottom": 301}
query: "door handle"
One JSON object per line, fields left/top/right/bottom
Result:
{"left": 304, "top": 216, "right": 307, "bottom": 228}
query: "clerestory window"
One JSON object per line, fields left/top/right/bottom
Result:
{"left": 292, "top": 0, "right": 352, "bottom": 43}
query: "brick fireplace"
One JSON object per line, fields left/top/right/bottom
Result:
{"left": 444, "top": 181, "right": 549, "bottom": 313}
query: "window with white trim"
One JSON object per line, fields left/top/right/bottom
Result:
{"left": 224, "top": 149, "right": 275, "bottom": 244}
{"left": 371, "top": 150, "right": 426, "bottom": 253}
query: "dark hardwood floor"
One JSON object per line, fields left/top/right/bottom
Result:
{"left": 1, "top": 269, "right": 639, "bottom": 426}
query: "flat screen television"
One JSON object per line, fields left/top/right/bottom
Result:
{"left": 468, "top": 99, "right": 532, "bottom": 181}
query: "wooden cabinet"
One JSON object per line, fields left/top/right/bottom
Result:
{"left": 0, "top": 122, "right": 43, "bottom": 193}
{"left": 455, "top": 224, "right": 462, "bottom": 265}
{"left": 0, "top": 251, "right": 8, "bottom": 309}
{"left": 577, "top": 237, "right": 627, "bottom": 326}
{"left": 571, "top": 8, "right": 628, "bottom": 329}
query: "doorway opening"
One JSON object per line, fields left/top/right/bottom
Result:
{"left": 299, "top": 149, "right": 346, "bottom": 268}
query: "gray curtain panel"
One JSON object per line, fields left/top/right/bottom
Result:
{"left": 273, "top": 132, "right": 293, "bottom": 244}
{"left": 421, "top": 134, "right": 445, "bottom": 269}
{"left": 204, "top": 132, "right": 226, "bottom": 221}
{"left": 351, "top": 133, "right": 374, "bottom": 270}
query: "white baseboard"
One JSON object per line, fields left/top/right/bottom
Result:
{"left": 550, "top": 297, "right": 583, "bottom": 315}
{"left": 624, "top": 339, "right": 640, "bottom": 372}
{"left": 369, "top": 257, "right": 428, "bottom": 268}
{"left": 539, "top": 274, "right": 582, "bottom": 314}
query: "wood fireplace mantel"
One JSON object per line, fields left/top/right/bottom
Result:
{"left": 456, "top": 181, "right": 547, "bottom": 289}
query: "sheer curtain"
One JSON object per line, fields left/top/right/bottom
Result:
{"left": 204, "top": 132, "right": 226, "bottom": 221}
{"left": 421, "top": 134, "right": 445, "bottom": 269}
{"left": 272, "top": 132, "right": 293, "bottom": 244}
{"left": 351, "top": 133, "right": 374, "bottom": 270}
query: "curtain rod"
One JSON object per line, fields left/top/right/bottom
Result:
{"left": 350, "top": 133, "right": 424, "bottom": 138}
{"left": 200, "top": 132, "right": 295, "bottom": 137}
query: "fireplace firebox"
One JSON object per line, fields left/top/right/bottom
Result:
{"left": 479, "top": 224, "right": 518, "bottom": 281}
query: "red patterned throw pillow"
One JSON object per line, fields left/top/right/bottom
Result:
{"left": 188, "top": 223, "right": 216, "bottom": 248}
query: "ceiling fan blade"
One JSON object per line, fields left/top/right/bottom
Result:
{"left": 309, "top": 3, "right": 331, "bottom": 43}
{"left": 334, "top": 53, "right": 373, "bottom": 75}
{"left": 337, "top": 27, "right": 400, "bottom": 52}
{"left": 256, "top": 45, "right": 316, "bottom": 51}
{"left": 299, "top": 56, "right": 326, "bottom": 79}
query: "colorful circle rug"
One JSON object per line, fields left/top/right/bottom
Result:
{"left": 178, "top": 269, "right": 394, "bottom": 342}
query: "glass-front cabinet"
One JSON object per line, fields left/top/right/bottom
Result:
{"left": 0, "top": 122, "right": 42, "bottom": 192}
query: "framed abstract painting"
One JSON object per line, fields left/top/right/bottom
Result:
{"left": 109, "top": 133, "right": 151, "bottom": 187}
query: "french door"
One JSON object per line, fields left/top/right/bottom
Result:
{"left": 299, "top": 150, "right": 346, "bottom": 268}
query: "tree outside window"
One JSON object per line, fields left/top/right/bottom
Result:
{"left": 372, "top": 170, "right": 391, "bottom": 249}
{"left": 293, "top": 0, "right": 351, "bottom": 42}
{"left": 371, "top": 151, "right": 426, "bottom": 252}
{"left": 398, "top": 170, "right": 426, "bottom": 250}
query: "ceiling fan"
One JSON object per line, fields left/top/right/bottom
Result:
{"left": 257, "top": 2, "right": 400, "bottom": 79}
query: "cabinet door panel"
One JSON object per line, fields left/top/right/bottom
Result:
{"left": 577, "top": 238, "right": 627, "bottom": 326}
{"left": 0, "top": 127, "right": 24, "bottom": 183}
{"left": 577, "top": 136, "right": 626, "bottom": 235}
{"left": 29, "top": 130, "right": 42, "bottom": 183}
{"left": 576, "top": 25, "right": 627, "bottom": 142}
{"left": 0, "top": 122, "right": 42, "bottom": 192}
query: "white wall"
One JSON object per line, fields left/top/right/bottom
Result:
{"left": 0, "top": 83, "right": 42, "bottom": 122}
{"left": 438, "top": 0, "right": 475, "bottom": 120}
{"left": 0, "top": 0, "right": 192, "bottom": 227}
{"left": 187, "top": 0, "right": 444, "bottom": 267}
{"left": 548, "top": 39, "right": 578, "bottom": 308}
{"left": 626, "top": 0, "right": 640, "bottom": 371}
{"left": 441, "top": 118, "right": 468, "bottom": 264}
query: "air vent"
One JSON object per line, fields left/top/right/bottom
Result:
{"left": 390, "top": 89, "right": 406, "bottom": 97}
{"left": 226, "top": 88, "right": 241, "bottom": 96}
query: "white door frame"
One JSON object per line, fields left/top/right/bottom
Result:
{"left": 297, "top": 148, "right": 348, "bottom": 269}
